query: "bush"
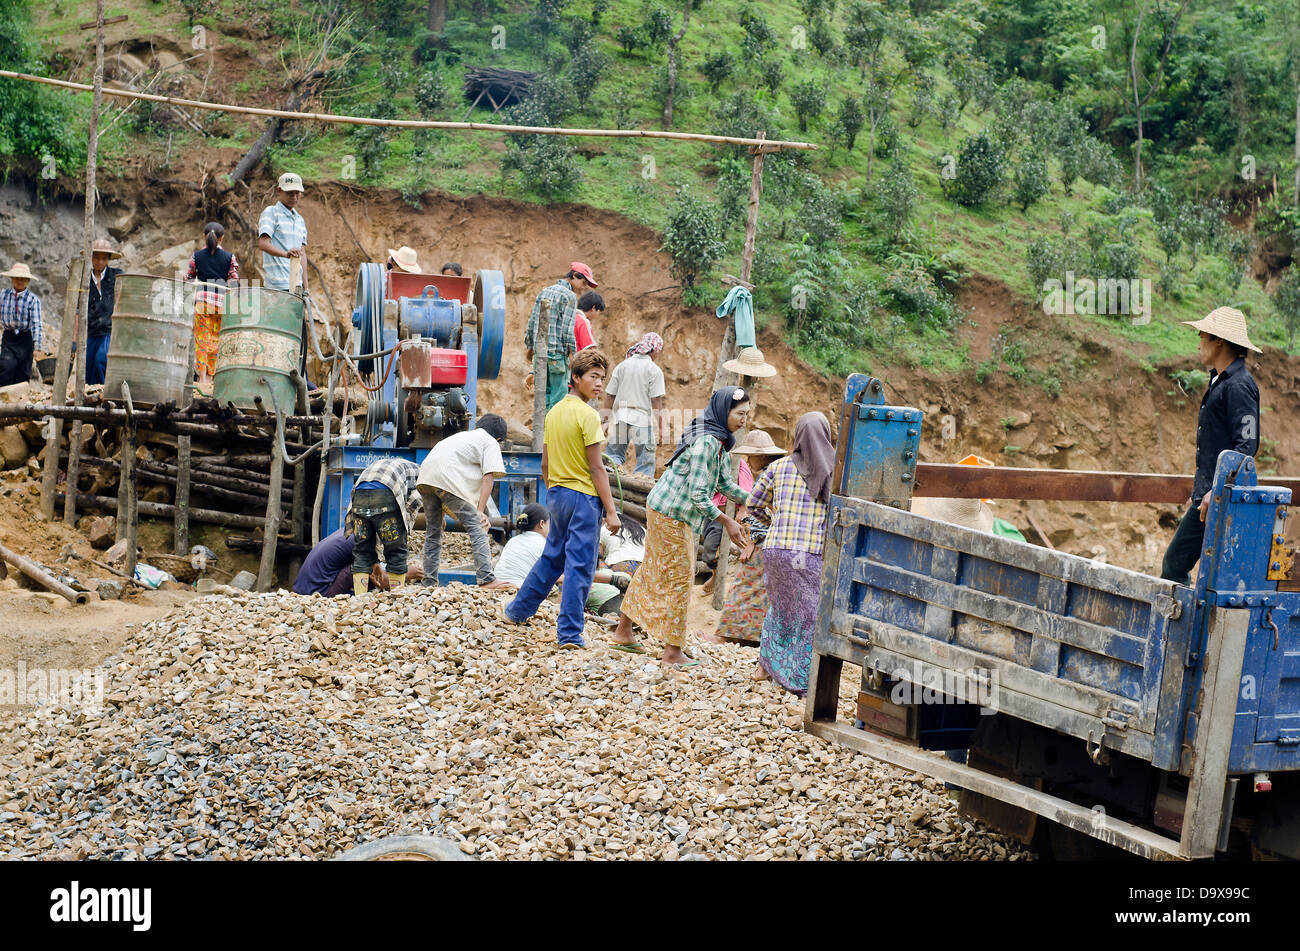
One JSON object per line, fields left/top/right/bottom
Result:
{"left": 700, "top": 52, "right": 735, "bottom": 93}
{"left": 874, "top": 114, "right": 898, "bottom": 159}
{"left": 1156, "top": 221, "right": 1182, "bottom": 262}
{"left": 907, "top": 73, "right": 933, "bottom": 128}
{"left": 791, "top": 79, "right": 826, "bottom": 133}
{"left": 617, "top": 25, "right": 648, "bottom": 55}
{"left": 651, "top": 63, "right": 693, "bottom": 114}
{"left": 876, "top": 161, "right": 917, "bottom": 241}
{"left": 808, "top": 17, "right": 836, "bottom": 56}
{"left": 645, "top": 6, "right": 673, "bottom": 46}
{"left": 563, "top": 16, "right": 593, "bottom": 54}
{"left": 1013, "top": 150, "right": 1050, "bottom": 211}
{"left": 740, "top": 10, "right": 777, "bottom": 59}
{"left": 414, "top": 69, "right": 448, "bottom": 118}
{"left": 760, "top": 58, "right": 784, "bottom": 96}
{"left": 797, "top": 177, "right": 846, "bottom": 248}
{"left": 501, "top": 136, "right": 582, "bottom": 200}
{"left": 659, "top": 188, "right": 726, "bottom": 291}
{"left": 1275, "top": 266, "right": 1300, "bottom": 350}
{"left": 351, "top": 125, "right": 391, "bottom": 181}
{"left": 528, "top": 74, "right": 577, "bottom": 124}
{"left": 937, "top": 91, "right": 960, "bottom": 131}
{"left": 886, "top": 265, "right": 954, "bottom": 328}
{"left": 835, "top": 94, "right": 864, "bottom": 151}
{"left": 947, "top": 131, "right": 1006, "bottom": 207}
{"left": 530, "top": 0, "right": 572, "bottom": 49}
{"left": 568, "top": 42, "right": 608, "bottom": 107}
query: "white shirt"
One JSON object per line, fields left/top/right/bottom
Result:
{"left": 494, "top": 530, "right": 547, "bottom": 586}
{"left": 607, "top": 354, "right": 666, "bottom": 428}
{"left": 417, "top": 429, "right": 505, "bottom": 506}
{"left": 257, "top": 201, "right": 308, "bottom": 290}
{"left": 600, "top": 524, "right": 646, "bottom": 566}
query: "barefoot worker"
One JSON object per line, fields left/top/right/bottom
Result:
{"left": 500, "top": 349, "right": 622, "bottom": 649}
{"left": 748, "top": 412, "right": 834, "bottom": 696}
{"left": 185, "top": 223, "right": 239, "bottom": 392}
{"left": 610, "top": 388, "right": 752, "bottom": 667}
{"left": 1160, "top": 306, "right": 1262, "bottom": 585}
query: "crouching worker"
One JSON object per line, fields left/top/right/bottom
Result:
{"left": 495, "top": 503, "right": 630, "bottom": 611}
{"left": 347, "top": 457, "right": 422, "bottom": 595}
{"left": 500, "top": 349, "right": 621, "bottom": 649}
{"left": 417, "top": 413, "right": 511, "bottom": 588}
{"left": 293, "top": 528, "right": 423, "bottom": 596}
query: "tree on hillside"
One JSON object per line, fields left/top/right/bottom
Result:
{"left": 791, "top": 79, "right": 827, "bottom": 133}
{"left": 700, "top": 52, "right": 735, "bottom": 93}
{"left": 660, "top": 187, "right": 725, "bottom": 292}
{"left": 660, "top": 0, "right": 699, "bottom": 129}
{"left": 427, "top": 0, "right": 447, "bottom": 32}
{"left": 836, "top": 94, "right": 864, "bottom": 151}
{"left": 1122, "top": 0, "right": 1192, "bottom": 191}
{"left": 1275, "top": 265, "right": 1300, "bottom": 350}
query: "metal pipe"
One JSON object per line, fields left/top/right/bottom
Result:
{"left": 0, "top": 540, "right": 89, "bottom": 604}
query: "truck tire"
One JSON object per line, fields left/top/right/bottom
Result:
{"left": 335, "top": 835, "right": 473, "bottom": 861}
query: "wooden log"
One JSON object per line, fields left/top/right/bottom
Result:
{"left": 531, "top": 300, "right": 549, "bottom": 453}
{"left": 193, "top": 453, "right": 273, "bottom": 469}
{"left": 174, "top": 435, "right": 191, "bottom": 556}
{"left": 58, "top": 492, "right": 268, "bottom": 529}
{"left": 76, "top": 456, "right": 288, "bottom": 510}
{"left": 0, "top": 540, "right": 90, "bottom": 604}
{"left": 257, "top": 414, "right": 286, "bottom": 591}
{"left": 225, "top": 534, "right": 312, "bottom": 557}
{"left": 911, "top": 464, "right": 1300, "bottom": 504}
{"left": 604, "top": 467, "right": 654, "bottom": 495}
{"left": 616, "top": 500, "right": 648, "bottom": 523}
{"left": 40, "top": 257, "right": 84, "bottom": 520}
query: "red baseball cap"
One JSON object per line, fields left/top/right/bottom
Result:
{"left": 569, "top": 261, "right": 598, "bottom": 287}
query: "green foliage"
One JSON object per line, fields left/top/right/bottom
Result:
{"left": 791, "top": 78, "right": 827, "bottom": 133}
{"left": 808, "top": 17, "right": 837, "bottom": 56}
{"left": 501, "top": 136, "right": 582, "bottom": 200}
{"left": 759, "top": 58, "right": 784, "bottom": 96}
{"left": 873, "top": 114, "right": 898, "bottom": 158}
{"left": 1170, "top": 367, "right": 1210, "bottom": 394}
{"left": 531, "top": 0, "right": 573, "bottom": 49}
{"left": 797, "top": 176, "right": 847, "bottom": 248}
{"left": 616, "top": 25, "right": 648, "bottom": 55}
{"left": 946, "top": 131, "right": 1006, "bottom": 207}
{"left": 1013, "top": 150, "right": 1050, "bottom": 211}
{"left": 568, "top": 42, "right": 609, "bottom": 107}
{"left": 660, "top": 188, "right": 726, "bottom": 291}
{"left": 876, "top": 161, "right": 917, "bottom": 241}
{"left": 739, "top": 9, "right": 777, "bottom": 59}
{"left": 907, "top": 73, "right": 934, "bottom": 128}
{"left": 414, "top": 69, "right": 448, "bottom": 118}
{"left": 700, "top": 51, "right": 735, "bottom": 93}
{"left": 835, "top": 94, "right": 864, "bottom": 151}
{"left": 645, "top": 6, "right": 673, "bottom": 46}
{"left": 0, "top": 0, "right": 82, "bottom": 170}
{"left": 1275, "top": 267, "right": 1300, "bottom": 351}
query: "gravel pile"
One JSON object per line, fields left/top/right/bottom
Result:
{"left": 0, "top": 584, "right": 1029, "bottom": 860}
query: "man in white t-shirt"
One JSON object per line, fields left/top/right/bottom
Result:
{"left": 603, "top": 332, "right": 666, "bottom": 478}
{"left": 417, "top": 414, "right": 510, "bottom": 587}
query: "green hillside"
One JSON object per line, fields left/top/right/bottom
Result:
{"left": 10, "top": 0, "right": 1300, "bottom": 383}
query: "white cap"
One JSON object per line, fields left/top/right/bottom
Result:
{"left": 277, "top": 172, "right": 305, "bottom": 192}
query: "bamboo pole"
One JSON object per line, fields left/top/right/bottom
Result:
{"left": 174, "top": 434, "right": 190, "bottom": 556}
{"left": 257, "top": 407, "right": 286, "bottom": 591}
{"left": 64, "top": 0, "right": 106, "bottom": 527}
{"left": 0, "top": 69, "right": 816, "bottom": 151}
{"left": 120, "top": 382, "right": 138, "bottom": 578}
{"left": 40, "top": 258, "right": 84, "bottom": 520}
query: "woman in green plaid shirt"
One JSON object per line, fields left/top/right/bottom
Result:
{"left": 611, "top": 388, "right": 752, "bottom": 667}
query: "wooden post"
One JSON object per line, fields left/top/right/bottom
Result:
{"left": 40, "top": 259, "right": 84, "bottom": 520}
{"left": 65, "top": 0, "right": 106, "bottom": 526}
{"left": 711, "top": 132, "right": 765, "bottom": 393}
{"left": 531, "top": 299, "right": 550, "bottom": 452}
{"left": 118, "top": 382, "right": 138, "bottom": 579}
{"left": 257, "top": 413, "right": 286, "bottom": 591}
{"left": 173, "top": 434, "right": 191, "bottom": 555}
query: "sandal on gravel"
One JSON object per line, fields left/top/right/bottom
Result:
{"left": 557, "top": 641, "right": 584, "bottom": 651}
{"left": 663, "top": 657, "right": 703, "bottom": 669}
{"left": 608, "top": 642, "right": 648, "bottom": 655}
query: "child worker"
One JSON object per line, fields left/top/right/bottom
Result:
{"left": 500, "top": 349, "right": 621, "bottom": 649}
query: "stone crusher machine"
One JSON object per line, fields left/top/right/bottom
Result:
{"left": 806, "top": 373, "right": 1300, "bottom": 859}
{"left": 320, "top": 262, "right": 545, "bottom": 584}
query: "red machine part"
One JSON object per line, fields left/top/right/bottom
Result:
{"left": 387, "top": 271, "right": 473, "bottom": 304}
{"left": 399, "top": 339, "right": 468, "bottom": 388}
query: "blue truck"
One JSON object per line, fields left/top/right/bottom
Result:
{"left": 806, "top": 375, "right": 1300, "bottom": 859}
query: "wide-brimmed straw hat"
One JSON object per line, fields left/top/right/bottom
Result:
{"left": 1182, "top": 306, "right": 1262, "bottom": 353}
{"left": 387, "top": 246, "right": 421, "bottom": 273}
{"left": 1, "top": 263, "right": 34, "bottom": 280}
{"left": 90, "top": 238, "right": 122, "bottom": 259}
{"left": 731, "top": 429, "right": 786, "bottom": 455}
{"left": 723, "top": 346, "right": 777, "bottom": 378}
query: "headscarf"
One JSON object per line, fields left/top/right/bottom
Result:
{"left": 626, "top": 332, "right": 664, "bottom": 358}
{"left": 791, "top": 412, "right": 835, "bottom": 504}
{"left": 666, "top": 387, "right": 748, "bottom": 469}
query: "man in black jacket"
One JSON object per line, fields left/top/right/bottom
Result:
{"left": 86, "top": 238, "right": 123, "bottom": 385}
{"left": 1160, "top": 306, "right": 1262, "bottom": 585}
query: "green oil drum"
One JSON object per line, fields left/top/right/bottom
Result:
{"left": 105, "top": 274, "right": 194, "bottom": 407}
{"left": 213, "top": 285, "right": 305, "bottom": 412}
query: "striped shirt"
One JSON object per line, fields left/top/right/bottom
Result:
{"left": 0, "top": 288, "right": 43, "bottom": 351}
{"left": 524, "top": 280, "right": 577, "bottom": 361}
{"left": 746, "top": 456, "right": 828, "bottom": 556}
{"left": 647, "top": 435, "right": 748, "bottom": 533}
{"left": 349, "top": 458, "right": 422, "bottom": 533}
{"left": 257, "top": 201, "right": 307, "bottom": 290}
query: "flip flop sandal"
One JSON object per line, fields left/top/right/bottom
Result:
{"left": 664, "top": 657, "right": 703, "bottom": 669}
{"left": 609, "top": 642, "right": 648, "bottom": 655}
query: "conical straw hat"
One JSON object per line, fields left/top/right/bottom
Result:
{"left": 1181, "top": 306, "right": 1262, "bottom": 353}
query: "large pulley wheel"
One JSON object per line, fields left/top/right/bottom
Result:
{"left": 353, "top": 262, "right": 385, "bottom": 376}
{"left": 472, "top": 269, "right": 506, "bottom": 380}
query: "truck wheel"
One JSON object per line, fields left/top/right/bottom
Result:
{"left": 336, "top": 835, "right": 472, "bottom": 861}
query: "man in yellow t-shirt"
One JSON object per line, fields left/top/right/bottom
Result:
{"left": 502, "top": 349, "right": 621, "bottom": 648}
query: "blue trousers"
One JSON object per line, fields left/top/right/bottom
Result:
{"left": 507, "top": 485, "right": 601, "bottom": 645}
{"left": 86, "top": 333, "right": 110, "bottom": 385}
